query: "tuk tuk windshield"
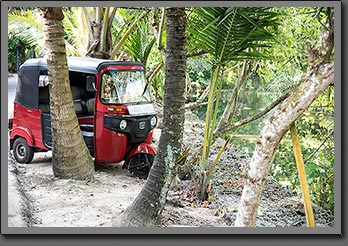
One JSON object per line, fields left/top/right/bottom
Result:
{"left": 100, "top": 70, "right": 152, "bottom": 104}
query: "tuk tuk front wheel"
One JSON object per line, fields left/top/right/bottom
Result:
{"left": 13, "top": 137, "right": 34, "bottom": 164}
{"left": 127, "top": 154, "right": 154, "bottom": 179}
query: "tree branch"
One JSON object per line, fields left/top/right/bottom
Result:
{"left": 184, "top": 85, "right": 210, "bottom": 110}
{"left": 235, "top": 20, "right": 335, "bottom": 226}
{"left": 304, "top": 128, "right": 334, "bottom": 164}
{"left": 222, "top": 89, "right": 291, "bottom": 134}
{"left": 212, "top": 60, "right": 257, "bottom": 140}
{"left": 148, "top": 62, "right": 164, "bottom": 82}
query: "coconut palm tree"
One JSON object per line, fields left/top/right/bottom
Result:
{"left": 186, "top": 7, "right": 280, "bottom": 200}
{"left": 9, "top": 7, "right": 151, "bottom": 60}
{"left": 113, "top": 7, "right": 187, "bottom": 227}
{"left": 40, "top": 7, "right": 94, "bottom": 180}
{"left": 82, "top": 7, "right": 150, "bottom": 59}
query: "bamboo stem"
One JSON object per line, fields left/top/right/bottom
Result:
{"left": 290, "top": 122, "right": 316, "bottom": 227}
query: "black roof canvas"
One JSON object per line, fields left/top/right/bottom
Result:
{"left": 14, "top": 57, "right": 144, "bottom": 110}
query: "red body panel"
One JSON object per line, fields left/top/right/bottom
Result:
{"left": 77, "top": 116, "right": 94, "bottom": 124}
{"left": 94, "top": 67, "right": 135, "bottom": 163}
{"left": 10, "top": 103, "right": 47, "bottom": 150}
{"left": 94, "top": 111, "right": 128, "bottom": 163}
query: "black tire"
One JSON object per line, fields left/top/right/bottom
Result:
{"left": 13, "top": 137, "right": 34, "bottom": 164}
{"left": 127, "top": 154, "right": 154, "bottom": 179}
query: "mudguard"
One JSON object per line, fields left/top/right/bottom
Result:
{"left": 128, "top": 142, "right": 156, "bottom": 159}
{"left": 9, "top": 126, "right": 35, "bottom": 148}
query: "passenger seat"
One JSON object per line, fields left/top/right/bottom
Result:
{"left": 85, "top": 98, "right": 95, "bottom": 115}
{"left": 38, "top": 86, "right": 50, "bottom": 113}
{"left": 70, "top": 86, "right": 85, "bottom": 113}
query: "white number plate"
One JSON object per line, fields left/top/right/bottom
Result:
{"left": 127, "top": 104, "right": 156, "bottom": 115}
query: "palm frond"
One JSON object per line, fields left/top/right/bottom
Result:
{"left": 187, "top": 7, "right": 279, "bottom": 64}
{"left": 8, "top": 10, "right": 43, "bottom": 31}
{"left": 110, "top": 9, "right": 150, "bottom": 59}
{"left": 123, "top": 20, "right": 155, "bottom": 67}
{"left": 8, "top": 9, "right": 44, "bottom": 51}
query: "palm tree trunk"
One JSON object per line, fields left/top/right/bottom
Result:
{"left": 113, "top": 7, "right": 186, "bottom": 227}
{"left": 40, "top": 7, "right": 94, "bottom": 180}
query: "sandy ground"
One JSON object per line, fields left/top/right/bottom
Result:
{"left": 8, "top": 111, "right": 334, "bottom": 228}
{"left": 15, "top": 154, "right": 145, "bottom": 227}
{"left": 9, "top": 126, "right": 228, "bottom": 227}
{"left": 10, "top": 155, "right": 228, "bottom": 228}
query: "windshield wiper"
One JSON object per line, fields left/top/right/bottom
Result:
{"left": 137, "top": 83, "right": 149, "bottom": 104}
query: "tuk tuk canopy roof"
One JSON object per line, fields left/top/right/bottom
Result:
{"left": 20, "top": 56, "right": 144, "bottom": 74}
{"left": 14, "top": 57, "right": 144, "bottom": 110}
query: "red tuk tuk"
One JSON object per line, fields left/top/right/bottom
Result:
{"left": 8, "top": 56, "right": 157, "bottom": 179}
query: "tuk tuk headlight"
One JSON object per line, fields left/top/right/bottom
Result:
{"left": 150, "top": 116, "right": 157, "bottom": 127}
{"left": 119, "top": 120, "right": 127, "bottom": 130}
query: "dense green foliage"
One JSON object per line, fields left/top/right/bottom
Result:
{"left": 8, "top": 9, "right": 41, "bottom": 72}
{"left": 8, "top": 32, "right": 37, "bottom": 72}
{"left": 7, "top": 6, "right": 335, "bottom": 210}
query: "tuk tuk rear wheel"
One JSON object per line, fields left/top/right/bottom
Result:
{"left": 13, "top": 137, "right": 34, "bottom": 164}
{"left": 128, "top": 154, "right": 154, "bottom": 179}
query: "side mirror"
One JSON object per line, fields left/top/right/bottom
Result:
{"left": 86, "top": 76, "right": 97, "bottom": 92}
